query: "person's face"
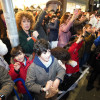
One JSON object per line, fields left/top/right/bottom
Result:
{"left": 39, "top": 49, "right": 51, "bottom": 62}
{"left": 20, "top": 16, "right": 31, "bottom": 32}
{"left": 14, "top": 51, "right": 25, "bottom": 62}
{"left": 86, "top": 26, "right": 92, "bottom": 33}
{"left": 51, "top": 18, "right": 56, "bottom": 23}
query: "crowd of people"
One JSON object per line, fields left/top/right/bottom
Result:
{"left": 0, "top": 3, "right": 100, "bottom": 100}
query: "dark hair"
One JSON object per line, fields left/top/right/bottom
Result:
{"left": 98, "top": 28, "right": 100, "bottom": 32}
{"left": 84, "top": 24, "right": 92, "bottom": 29}
{"left": 63, "top": 41, "right": 75, "bottom": 50}
{"left": 11, "top": 45, "right": 24, "bottom": 57}
{"left": 51, "top": 47, "right": 70, "bottom": 62}
{"left": 95, "top": 14, "right": 100, "bottom": 17}
{"left": 33, "top": 39, "right": 51, "bottom": 56}
{"left": 50, "top": 14, "right": 57, "bottom": 20}
{"left": 0, "top": 10, "right": 3, "bottom": 15}
{"left": 89, "top": 11, "right": 96, "bottom": 16}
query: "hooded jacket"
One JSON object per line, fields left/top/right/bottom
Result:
{"left": 25, "top": 55, "right": 65, "bottom": 93}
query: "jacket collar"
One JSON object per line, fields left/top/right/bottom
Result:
{"left": 19, "top": 29, "right": 32, "bottom": 37}
{"left": 33, "top": 55, "right": 54, "bottom": 73}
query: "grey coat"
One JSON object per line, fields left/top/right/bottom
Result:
{"left": 25, "top": 57, "right": 65, "bottom": 94}
{"left": 33, "top": 10, "right": 48, "bottom": 40}
{"left": 0, "top": 66, "right": 14, "bottom": 97}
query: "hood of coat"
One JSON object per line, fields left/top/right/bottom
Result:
{"left": 33, "top": 55, "right": 54, "bottom": 72}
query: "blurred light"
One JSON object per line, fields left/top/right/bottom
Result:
{"left": 12, "top": 0, "right": 24, "bottom": 10}
{"left": 40, "top": 5, "right": 46, "bottom": 9}
{"left": 76, "top": 5, "right": 80, "bottom": 9}
{"left": 97, "top": 4, "right": 100, "bottom": 8}
{"left": 12, "top": 0, "right": 50, "bottom": 9}
{"left": 34, "top": 5, "right": 38, "bottom": 8}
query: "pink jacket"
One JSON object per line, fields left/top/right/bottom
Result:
{"left": 57, "top": 20, "right": 73, "bottom": 47}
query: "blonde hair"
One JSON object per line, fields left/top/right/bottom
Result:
{"left": 16, "top": 11, "right": 35, "bottom": 31}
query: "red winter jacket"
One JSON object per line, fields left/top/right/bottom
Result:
{"left": 65, "top": 41, "right": 83, "bottom": 74}
{"left": 9, "top": 56, "right": 33, "bottom": 94}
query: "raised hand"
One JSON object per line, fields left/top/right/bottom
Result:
{"left": 14, "top": 62, "right": 21, "bottom": 71}
{"left": 72, "top": 9, "right": 81, "bottom": 21}
{"left": 76, "top": 35, "right": 83, "bottom": 44}
{"left": 32, "top": 31, "right": 39, "bottom": 38}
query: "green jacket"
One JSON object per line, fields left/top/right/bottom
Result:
{"left": 19, "top": 30, "right": 34, "bottom": 54}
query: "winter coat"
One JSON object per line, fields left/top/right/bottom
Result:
{"left": 9, "top": 56, "right": 33, "bottom": 94}
{"left": 33, "top": 10, "right": 48, "bottom": 40}
{"left": 0, "top": 56, "right": 9, "bottom": 70}
{"left": 57, "top": 20, "right": 73, "bottom": 47}
{"left": 0, "top": 39, "right": 9, "bottom": 70}
{"left": 0, "top": 39, "right": 8, "bottom": 56}
{"left": 94, "top": 36, "right": 100, "bottom": 47}
{"left": 18, "top": 30, "right": 34, "bottom": 54}
{"left": 84, "top": 32, "right": 95, "bottom": 53}
{"left": 25, "top": 55, "right": 65, "bottom": 94}
{"left": 48, "top": 19, "right": 59, "bottom": 42}
{"left": 65, "top": 41, "right": 83, "bottom": 74}
{"left": 0, "top": 66, "right": 14, "bottom": 97}
{"left": 91, "top": 36, "right": 100, "bottom": 51}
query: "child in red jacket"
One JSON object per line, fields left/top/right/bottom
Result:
{"left": 64, "top": 35, "right": 84, "bottom": 75}
{"left": 51, "top": 35, "right": 84, "bottom": 75}
{"left": 8, "top": 46, "right": 34, "bottom": 100}
{"left": 51, "top": 35, "right": 84, "bottom": 90}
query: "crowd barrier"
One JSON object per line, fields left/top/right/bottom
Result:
{"left": 57, "top": 67, "right": 89, "bottom": 100}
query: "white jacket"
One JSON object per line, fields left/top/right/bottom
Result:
{"left": 89, "top": 16, "right": 97, "bottom": 28}
{"left": 0, "top": 39, "right": 9, "bottom": 70}
{"left": 0, "top": 39, "right": 8, "bottom": 56}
